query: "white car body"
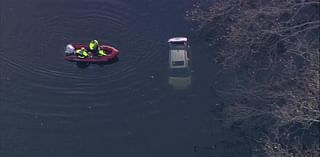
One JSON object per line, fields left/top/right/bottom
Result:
{"left": 168, "top": 37, "right": 191, "bottom": 89}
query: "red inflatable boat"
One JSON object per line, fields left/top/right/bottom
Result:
{"left": 64, "top": 43, "right": 119, "bottom": 63}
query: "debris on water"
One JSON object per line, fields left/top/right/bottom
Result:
{"left": 150, "top": 75, "right": 155, "bottom": 79}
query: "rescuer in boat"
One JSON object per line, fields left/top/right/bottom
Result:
{"left": 89, "top": 39, "right": 107, "bottom": 56}
{"left": 75, "top": 47, "right": 89, "bottom": 58}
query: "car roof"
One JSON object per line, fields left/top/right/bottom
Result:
{"left": 170, "top": 49, "right": 186, "bottom": 61}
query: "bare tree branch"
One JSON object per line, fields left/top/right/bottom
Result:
{"left": 187, "top": 0, "right": 319, "bottom": 156}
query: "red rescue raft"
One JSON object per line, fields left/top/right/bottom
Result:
{"left": 64, "top": 43, "right": 119, "bottom": 63}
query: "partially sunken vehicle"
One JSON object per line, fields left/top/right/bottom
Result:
{"left": 168, "top": 37, "right": 191, "bottom": 89}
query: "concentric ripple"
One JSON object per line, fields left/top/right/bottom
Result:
{"left": 1, "top": 1, "right": 210, "bottom": 156}
{"left": 1, "top": 0, "right": 171, "bottom": 118}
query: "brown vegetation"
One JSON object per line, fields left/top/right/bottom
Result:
{"left": 186, "top": 0, "right": 319, "bottom": 156}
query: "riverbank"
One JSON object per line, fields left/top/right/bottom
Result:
{"left": 186, "top": 0, "right": 320, "bottom": 156}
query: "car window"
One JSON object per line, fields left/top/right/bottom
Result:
{"left": 170, "top": 42, "right": 186, "bottom": 47}
{"left": 172, "top": 61, "right": 185, "bottom": 66}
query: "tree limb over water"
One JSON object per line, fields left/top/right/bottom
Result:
{"left": 186, "top": 0, "right": 319, "bottom": 156}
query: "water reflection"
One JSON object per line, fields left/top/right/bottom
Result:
{"left": 168, "top": 37, "right": 192, "bottom": 90}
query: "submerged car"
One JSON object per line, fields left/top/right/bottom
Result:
{"left": 168, "top": 37, "right": 191, "bottom": 89}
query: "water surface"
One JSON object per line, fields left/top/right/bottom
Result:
{"left": 1, "top": 0, "right": 250, "bottom": 156}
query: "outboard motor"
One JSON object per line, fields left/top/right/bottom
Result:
{"left": 65, "top": 44, "right": 75, "bottom": 55}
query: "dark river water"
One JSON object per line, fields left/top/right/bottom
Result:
{"left": 1, "top": 0, "right": 251, "bottom": 156}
